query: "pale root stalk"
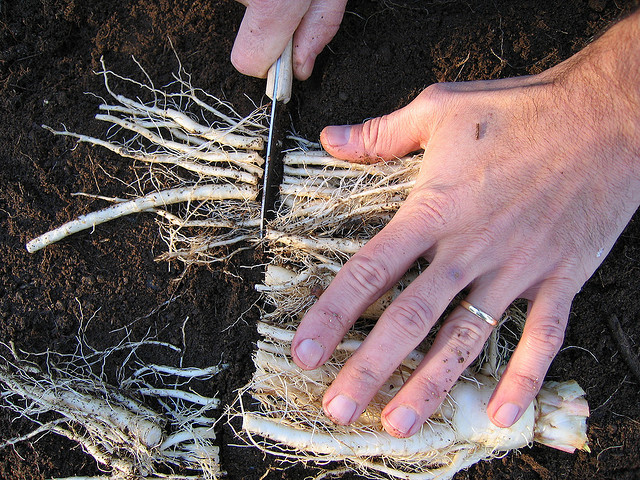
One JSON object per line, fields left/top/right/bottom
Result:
{"left": 42, "top": 126, "right": 260, "bottom": 185}
{"left": 26, "top": 184, "right": 256, "bottom": 253}
{"left": 239, "top": 323, "right": 590, "bottom": 480}
{"left": 272, "top": 150, "right": 420, "bottom": 237}
{"left": 97, "top": 102, "right": 265, "bottom": 151}
{"left": 0, "top": 370, "right": 163, "bottom": 448}
{"left": 98, "top": 56, "right": 265, "bottom": 151}
{"left": 94, "top": 114, "right": 264, "bottom": 177}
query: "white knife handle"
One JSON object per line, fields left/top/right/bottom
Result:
{"left": 266, "top": 37, "right": 293, "bottom": 104}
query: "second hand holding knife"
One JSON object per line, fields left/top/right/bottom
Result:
{"left": 260, "top": 37, "right": 293, "bottom": 237}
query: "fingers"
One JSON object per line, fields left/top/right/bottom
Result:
{"left": 486, "top": 279, "right": 573, "bottom": 428}
{"left": 231, "top": 0, "right": 312, "bottom": 78}
{"left": 232, "top": 0, "right": 347, "bottom": 80}
{"left": 319, "top": 255, "right": 479, "bottom": 427}
{"left": 291, "top": 208, "right": 439, "bottom": 371}
{"left": 377, "top": 281, "right": 517, "bottom": 437}
{"left": 293, "top": 0, "right": 347, "bottom": 80}
{"left": 320, "top": 88, "right": 443, "bottom": 162}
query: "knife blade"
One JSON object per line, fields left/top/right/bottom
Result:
{"left": 260, "top": 38, "right": 293, "bottom": 237}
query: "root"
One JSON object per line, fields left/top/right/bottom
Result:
{"left": 29, "top": 57, "right": 267, "bottom": 268}
{"left": 27, "top": 185, "right": 256, "bottom": 253}
{"left": 236, "top": 323, "right": 590, "bottom": 480}
{"left": 273, "top": 150, "right": 420, "bottom": 239}
{"left": 0, "top": 330, "right": 224, "bottom": 479}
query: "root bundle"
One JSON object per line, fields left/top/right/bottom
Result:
{"left": 239, "top": 323, "right": 589, "bottom": 480}
{"left": 0, "top": 334, "right": 223, "bottom": 479}
{"left": 28, "top": 57, "right": 267, "bottom": 267}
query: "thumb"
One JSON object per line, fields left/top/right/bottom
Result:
{"left": 320, "top": 93, "right": 433, "bottom": 162}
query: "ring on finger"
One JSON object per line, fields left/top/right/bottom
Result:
{"left": 459, "top": 300, "right": 499, "bottom": 327}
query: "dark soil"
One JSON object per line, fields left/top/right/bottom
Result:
{"left": 1, "top": 1, "right": 639, "bottom": 479}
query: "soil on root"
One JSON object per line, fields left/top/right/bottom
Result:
{"left": 1, "top": 1, "right": 639, "bottom": 479}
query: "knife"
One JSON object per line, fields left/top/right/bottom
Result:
{"left": 260, "top": 37, "right": 293, "bottom": 237}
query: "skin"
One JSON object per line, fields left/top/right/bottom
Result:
{"left": 233, "top": 3, "right": 640, "bottom": 437}
{"left": 231, "top": 0, "right": 347, "bottom": 80}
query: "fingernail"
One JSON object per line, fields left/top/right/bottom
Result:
{"left": 494, "top": 403, "right": 521, "bottom": 427}
{"left": 325, "top": 394, "right": 358, "bottom": 425}
{"left": 323, "top": 125, "right": 351, "bottom": 148}
{"left": 384, "top": 406, "right": 418, "bottom": 437}
{"left": 295, "top": 338, "right": 325, "bottom": 369}
{"left": 298, "top": 54, "right": 316, "bottom": 80}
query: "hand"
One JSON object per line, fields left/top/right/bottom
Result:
{"left": 291, "top": 11, "right": 640, "bottom": 437}
{"left": 231, "top": 0, "right": 347, "bottom": 80}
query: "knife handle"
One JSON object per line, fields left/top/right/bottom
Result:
{"left": 266, "top": 37, "right": 293, "bottom": 104}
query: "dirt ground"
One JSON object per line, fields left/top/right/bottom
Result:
{"left": 1, "top": 1, "right": 639, "bottom": 479}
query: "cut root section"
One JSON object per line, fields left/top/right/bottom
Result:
{"left": 0, "top": 333, "right": 224, "bottom": 479}
{"left": 274, "top": 150, "right": 420, "bottom": 239}
{"left": 28, "top": 57, "right": 267, "bottom": 267}
{"left": 237, "top": 323, "right": 590, "bottom": 480}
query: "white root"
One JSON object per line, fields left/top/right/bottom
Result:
{"left": 273, "top": 150, "right": 420, "bottom": 238}
{"left": 133, "top": 363, "right": 228, "bottom": 379}
{"left": 239, "top": 323, "right": 590, "bottom": 480}
{"left": 42, "top": 126, "right": 260, "bottom": 185}
{"left": 26, "top": 184, "right": 256, "bottom": 253}
{"left": 243, "top": 414, "right": 457, "bottom": 457}
{"left": 137, "top": 388, "right": 221, "bottom": 408}
{"left": 97, "top": 56, "right": 265, "bottom": 149}
{"left": 97, "top": 102, "right": 265, "bottom": 151}
{"left": 265, "top": 231, "right": 366, "bottom": 254}
{"left": 94, "top": 114, "right": 264, "bottom": 177}
{"left": 0, "top": 370, "right": 163, "bottom": 448}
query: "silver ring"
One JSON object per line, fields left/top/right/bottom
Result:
{"left": 459, "top": 300, "right": 498, "bottom": 327}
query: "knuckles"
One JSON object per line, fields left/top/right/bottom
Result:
{"left": 309, "top": 305, "right": 352, "bottom": 335}
{"left": 522, "top": 316, "right": 567, "bottom": 358}
{"left": 344, "top": 357, "right": 387, "bottom": 391}
{"left": 383, "top": 296, "right": 437, "bottom": 342}
{"left": 359, "top": 116, "right": 396, "bottom": 161}
{"left": 343, "top": 253, "right": 394, "bottom": 298}
{"left": 507, "top": 369, "right": 543, "bottom": 394}
{"left": 439, "top": 319, "right": 486, "bottom": 352}
{"left": 407, "top": 373, "right": 447, "bottom": 403}
{"left": 416, "top": 83, "right": 454, "bottom": 111}
{"left": 404, "top": 188, "right": 457, "bottom": 235}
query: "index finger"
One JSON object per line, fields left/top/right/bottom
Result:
{"left": 231, "top": 0, "right": 312, "bottom": 78}
{"left": 291, "top": 206, "right": 436, "bottom": 371}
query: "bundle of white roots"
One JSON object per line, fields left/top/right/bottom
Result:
{"left": 23, "top": 62, "right": 591, "bottom": 479}
{"left": 239, "top": 323, "right": 590, "bottom": 480}
{"left": 27, "top": 57, "right": 267, "bottom": 265}
{"left": 0, "top": 336, "right": 224, "bottom": 480}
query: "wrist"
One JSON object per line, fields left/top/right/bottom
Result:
{"left": 552, "top": 10, "right": 640, "bottom": 197}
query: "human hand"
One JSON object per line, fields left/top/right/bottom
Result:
{"left": 231, "top": 0, "right": 347, "bottom": 80}
{"left": 290, "top": 11, "right": 640, "bottom": 437}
